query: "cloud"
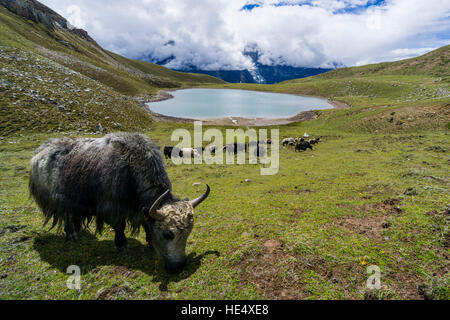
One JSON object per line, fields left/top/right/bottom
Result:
{"left": 40, "top": 0, "right": 450, "bottom": 69}
{"left": 65, "top": 5, "right": 85, "bottom": 29}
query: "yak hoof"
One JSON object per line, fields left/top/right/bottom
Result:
{"left": 66, "top": 232, "right": 78, "bottom": 241}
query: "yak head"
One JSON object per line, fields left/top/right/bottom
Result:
{"left": 144, "top": 185, "right": 210, "bottom": 273}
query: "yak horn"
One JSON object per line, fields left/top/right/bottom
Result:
{"left": 148, "top": 189, "right": 170, "bottom": 220}
{"left": 189, "top": 184, "right": 210, "bottom": 208}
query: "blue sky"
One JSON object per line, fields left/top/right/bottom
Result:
{"left": 40, "top": 0, "right": 450, "bottom": 70}
{"left": 242, "top": 0, "right": 386, "bottom": 13}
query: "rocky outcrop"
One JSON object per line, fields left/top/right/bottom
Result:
{"left": 0, "top": 0, "right": 95, "bottom": 42}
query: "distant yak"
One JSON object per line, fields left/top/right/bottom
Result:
{"left": 295, "top": 138, "right": 313, "bottom": 152}
{"left": 224, "top": 142, "right": 247, "bottom": 155}
{"left": 163, "top": 146, "right": 183, "bottom": 159}
{"left": 29, "top": 132, "right": 210, "bottom": 273}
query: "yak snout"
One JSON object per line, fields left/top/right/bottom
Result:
{"left": 165, "top": 257, "right": 187, "bottom": 273}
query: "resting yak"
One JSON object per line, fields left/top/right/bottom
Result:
{"left": 29, "top": 132, "right": 210, "bottom": 273}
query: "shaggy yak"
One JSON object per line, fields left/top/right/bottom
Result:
{"left": 282, "top": 138, "right": 296, "bottom": 146}
{"left": 180, "top": 147, "right": 200, "bottom": 158}
{"left": 308, "top": 137, "right": 322, "bottom": 145}
{"left": 224, "top": 142, "right": 247, "bottom": 155}
{"left": 29, "top": 132, "right": 210, "bottom": 273}
{"left": 295, "top": 138, "right": 313, "bottom": 152}
{"left": 163, "top": 146, "right": 183, "bottom": 159}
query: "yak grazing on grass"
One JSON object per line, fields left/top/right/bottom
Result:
{"left": 163, "top": 146, "right": 183, "bottom": 159}
{"left": 295, "top": 138, "right": 313, "bottom": 152}
{"left": 29, "top": 132, "right": 210, "bottom": 273}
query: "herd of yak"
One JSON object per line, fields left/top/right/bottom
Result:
{"left": 163, "top": 136, "right": 322, "bottom": 159}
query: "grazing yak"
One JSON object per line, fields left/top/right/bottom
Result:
{"left": 163, "top": 146, "right": 183, "bottom": 159}
{"left": 180, "top": 147, "right": 200, "bottom": 158}
{"left": 248, "top": 140, "right": 267, "bottom": 157}
{"left": 282, "top": 138, "right": 296, "bottom": 146}
{"left": 29, "top": 132, "right": 210, "bottom": 273}
{"left": 208, "top": 145, "right": 217, "bottom": 154}
{"left": 224, "top": 142, "right": 247, "bottom": 155}
{"left": 309, "top": 137, "right": 322, "bottom": 145}
{"left": 295, "top": 138, "right": 313, "bottom": 152}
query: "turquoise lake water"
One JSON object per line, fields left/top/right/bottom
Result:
{"left": 146, "top": 89, "right": 334, "bottom": 118}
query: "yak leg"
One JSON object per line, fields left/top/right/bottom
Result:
{"left": 64, "top": 215, "right": 80, "bottom": 241}
{"left": 114, "top": 220, "right": 129, "bottom": 252}
{"left": 142, "top": 223, "right": 152, "bottom": 248}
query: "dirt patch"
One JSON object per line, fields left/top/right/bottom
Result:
{"left": 337, "top": 216, "right": 387, "bottom": 241}
{"left": 356, "top": 184, "right": 395, "bottom": 199}
{"left": 338, "top": 198, "right": 402, "bottom": 215}
{"left": 292, "top": 207, "right": 306, "bottom": 217}
{"left": 148, "top": 110, "right": 320, "bottom": 127}
{"left": 334, "top": 199, "right": 402, "bottom": 241}
{"left": 237, "top": 239, "right": 309, "bottom": 299}
{"left": 271, "top": 186, "right": 314, "bottom": 195}
{"left": 112, "top": 266, "right": 137, "bottom": 278}
{"left": 236, "top": 238, "right": 365, "bottom": 299}
{"left": 94, "top": 284, "right": 133, "bottom": 300}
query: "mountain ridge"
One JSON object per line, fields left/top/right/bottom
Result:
{"left": 141, "top": 45, "right": 334, "bottom": 84}
{"left": 0, "top": 0, "right": 224, "bottom": 135}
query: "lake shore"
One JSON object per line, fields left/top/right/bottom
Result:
{"left": 143, "top": 89, "right": 349, "bottom": 127}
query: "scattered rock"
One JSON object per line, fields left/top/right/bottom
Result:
{"left": 404, "top": 187, "right": 418, "bottom": 196}
{"left": 192, "top": 182, "right": 201, "bottom": 186}
{"left": 381, "top": 222, "right": 391, "bottom": 229}
{"left": 331, "top": 277, "right": 340, "bottom": 284}
{"left": 426, "top": 146, "right": 446, "bottom": 153}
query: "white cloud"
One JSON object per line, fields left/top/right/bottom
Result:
{"left": 40, "top": 0, "right": 450, "bottom": 69}
{"left": 65, "top": 5, "right": 85, "bottom": 29}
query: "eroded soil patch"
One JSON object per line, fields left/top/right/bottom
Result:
{"left": 334, "top": 199, "right": 402, "bottom": 241}
{"left": 236, "top": 238, "right": 365, "bottom": 299}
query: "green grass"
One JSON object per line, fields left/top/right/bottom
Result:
{"left": 0, "top": 3, "right": 449, "bottom": 300}
{"left": 0, "top": 122, "right": 448, "bottom": 299}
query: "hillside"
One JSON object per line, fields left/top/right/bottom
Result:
{"left": 206, "top": 45, "right": 450, "bottom": 133}
{"left": 0, "top": 0, "right": 224, "bottom": 135}
{"left": 313, "top": 45, "right": 450, "bottom": 79}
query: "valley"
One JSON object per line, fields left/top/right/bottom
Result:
{"left": 0, "top": 0, "right": 448, "bottom": 300}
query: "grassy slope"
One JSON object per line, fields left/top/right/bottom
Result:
{"left": 0, "top": 6, "right": 224, "bottom": 135}
{"left": 0, "top": 124, "right": 448, "bottom": 300}
{"left": 0, "top": 5, "right": 449, "bottom": 300}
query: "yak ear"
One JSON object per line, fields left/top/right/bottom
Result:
{"left": 143, "top": 205, "right": 165, "bottom": 221}
{"left": 142, "top": 207, "right": 154, "bottom": 221}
